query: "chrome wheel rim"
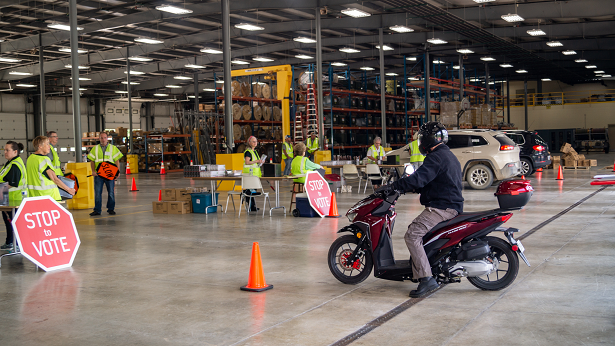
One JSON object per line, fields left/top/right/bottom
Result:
{"left": 471, "top": 168, "right": 489, "bottom": 186}
{"left": 520, "top": 161, "right": 530, "bottom": 175}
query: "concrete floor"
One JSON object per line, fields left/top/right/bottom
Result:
{"left": 1, "top": 152, "right": 614, "bottom": 346}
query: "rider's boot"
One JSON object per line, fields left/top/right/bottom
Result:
{"left": 409, "top": 276, "right": 439, "bottom": 298}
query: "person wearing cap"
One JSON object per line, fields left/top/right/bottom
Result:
{"left": 306, "top": 132, "right": 319, "bottom": 161}
{"left": 282, "top": 135, "right": 294, "bottom": 176}
{"left": 243, "top": 136, "right": 263, "bottom": 212}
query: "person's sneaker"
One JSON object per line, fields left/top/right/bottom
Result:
{"left": 108, "top": 210, "right": 116, "bottom": 215}
{"left": 409, "top": 276, "right": 439, "bottom": 298}
{"left": 90, "top": 211, "right": 101, "bottom": 216}
{"left": 0, "top": 243, "right": 13, "bottom": 250}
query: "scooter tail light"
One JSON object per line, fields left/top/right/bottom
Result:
{"left": 533, "top": 145, "right": 545, "bottom": 151}
{"left": 497, "top": 214, "right": 513, "bottom": 222}
{"left": 500, "top": 145, "right": 515, "bottom": 151}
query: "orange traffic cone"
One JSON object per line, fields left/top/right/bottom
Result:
{"left": 240, "top": 242, "right": 273, "bottom": 292}
{"left": 160, "top": 161, "right": 166, "bottom": 175}
{"left": 521, "top": 175, "right": 525, "bottom": 180}
{"left": 326, "top": 192, "right": 342, "bottom": 218}
{"left": 129, "top": 177, "right": 139, "bottom": 191}
{"left": 556, "top": 165, "right": 564, "bottom": 180}
{"left": 158, "top": 189, "right": 162, "bottom": 201}
{"left": 612, "top": 159, "right": 615, "bottom": 172}
{"left": 536, "top": 168, "right": 543, "bottom": 172}
{"left": 125, "top": 161, "right": 131, "bottom": 175}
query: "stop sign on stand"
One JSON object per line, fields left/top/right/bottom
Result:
{"left": 12, "top": 196, "right": 81, "bottom": 271}
{"left": 304, "top": 171, "right": 332, "bottom": 217}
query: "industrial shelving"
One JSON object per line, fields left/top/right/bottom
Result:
{"left": 144, "top": 134, "right": 192, "bottom": 173}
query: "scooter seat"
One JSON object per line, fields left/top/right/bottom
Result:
{"left": 423, "top": 209, "right": 500, "bottom": 240}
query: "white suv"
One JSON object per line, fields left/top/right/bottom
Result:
{"left": 447, "top": 130, "right": 521, "bottom": 190}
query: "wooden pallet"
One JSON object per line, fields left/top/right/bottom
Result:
{"left": 563, "top": 166, "right": 591, "bottom": 170}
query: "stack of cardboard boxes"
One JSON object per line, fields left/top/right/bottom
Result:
{"left": 555, "top": 143, "right": 598, "bottom": 168}
{"left": 152, "top": 187, "right": 208, "bottom": 214}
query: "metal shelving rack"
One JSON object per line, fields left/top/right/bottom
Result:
{"left": 144, "top": 134, "right": 192, "bottom": 173}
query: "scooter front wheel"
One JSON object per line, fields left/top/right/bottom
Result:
{"left": 328, "top": 235, "right": 373, "bottom": 284}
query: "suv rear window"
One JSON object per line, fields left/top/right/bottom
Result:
{"left": 494, "top": 134, "right": 515, "bottom": 146}
{"left": 447, "top": 135, "right": 471, "bottom": 149}
{"left": 506, "top": 133, "right": 525, "bottom": 145}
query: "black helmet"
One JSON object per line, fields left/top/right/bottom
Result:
{"left": 417, "top": 122, "right": 448, "bottom": 155}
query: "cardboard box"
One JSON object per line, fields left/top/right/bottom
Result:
{"left": 564, "top": 158, "right": 577, "bottom": 167}
{"left": 152, "top": 202, "right": 168, "bottom": 214}
{"left": 552, "top": 155, "right": 561, "bottom": 163}
{"left": 590, "top": 159, "right": 598, "bottom": 167}
{"left": 552, "top": 162, "right": 560, "bottom": 170}
{"left": 560, "top": 143, "right": 572, "bottom": 154}
{"left": 175, "top": 188, "right": 192, "bottom": 201}
{"left": 161, "top": 189, "right": 176, "bottom": 201}
{"left": 168, "top": 201, "right": 190, "bottom": 214}
{"left": 577, "top": 154, "right": 586, "bottom": 160}
{"left": 581, "top": 160, "right": 590, "bottom": 167}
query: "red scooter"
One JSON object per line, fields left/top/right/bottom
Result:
{"left": 328, "top": 179, "right": 532, "bottom": 291}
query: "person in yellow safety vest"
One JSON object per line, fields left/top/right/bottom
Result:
{"left": 46, "top": 131, "right": 63, "bottom": 176}
{"left": 87, "top": 132, "right": 123, "bottom": 216}
{"left": 243, "top": 136, "right": 263, "bottom": 212}
{"left": 409, "top": 134, "right": 426, "bottom": 170}
{"left": 282, "top": 135, "right": 294, "bottom": 176}
{"left": 291, "top": 142, "right": 322, "bottom": 184}
{"left": 26, "top": 136, "right": 75, "bottom": 203}
{"left": 0, "top": 141, "right": 28, "bottom": 251}
{"left": 306, "top": 132, "right": 319, "bottom": 160}
{"left": 366, "top": 137, "right": 386, "bottom": 164}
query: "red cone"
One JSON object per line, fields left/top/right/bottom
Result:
{"left": 240, "top": 242, "right": 273, "bottom": 292}
{"left": 160, "top": 161, "right": 166, "bottom": 175}
{"left": 130, "top": 177, "right": 139, "bottom": 191}
{"left": 556, "top": 165, "right": 564, "bottom": 180}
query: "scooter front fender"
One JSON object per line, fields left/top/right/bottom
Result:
{"left": 337, "top": 222, "right": 372, "bottom": 251}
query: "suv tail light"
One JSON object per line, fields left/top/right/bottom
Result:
{"left": 500, "top": 145, "right": 515, "bottom": 151}
{"left": 533, "top": 145, "right": 545, "bottom": 151}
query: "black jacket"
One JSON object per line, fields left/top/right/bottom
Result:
{"left": 392, "top": 144, "right": 464, "bottom": 214}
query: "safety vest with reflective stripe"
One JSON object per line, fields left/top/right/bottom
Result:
{"left": 291, "top": 156, "right": 308, "bottom": 183}
{"left": 409, "top": 140, "right": 425, "bottom": 163}
{"left": 243, "top": 149, "right": 262, "bottom": 177}
{"left": 367, "top": 145, "right": 385, "bottom": 164}
{"left": 0, "top": 156, "right": 28, "bottom": 205}
{"left": 26, "top": 154, "right": 61, "bottom": 201}
{"left": 282, "top": 142, "right": 294, "bottom": 160}
{"left": 87, "top": 143, "right": 123, "bottom": 166}
{"left": 50, "top": 144, "right": 63, "bottom": 176}
{"left": 307, "top": 137, "right": 319, "bottom": 153}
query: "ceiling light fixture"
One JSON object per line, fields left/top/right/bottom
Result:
{"left": 453, "top": 65, "right": 460, "bottom": 70}
{"left": 575, "top": 59, "right": 588, "bottom": 63}
{"left": 427, "top": 38, "right": 447, "bottom": 45}
{"left": 501, "top": 13, "right": 524, "bottom": 22}
{"left": 527, "top": 28, "right": 546, "bottom": 36}
{"left": 331, "top": 62, "right": 347, "bottom": 66}
{"left": 115, "top": 91, "right": 128, "bottom": 94}
{"left": 293, "top": 37, "right": 316, "bottom": 43}
{"left": 433, "top": 60, "right": 445, "bottom": 64}
{"left": 480, "top": 57, "right": 496, "bottom": 61}
{"left": 585, "top": 65, "right": 597, "bottom": 69}
{"left": 386, "top": 73, "right": 398, "bottom": 76}
{"left": 203, "top": 88, "right": 216, "bottom": 92}
{"left": 48, "top": 23, "right": 83, "bottom": 31}
{"left": 0, "top": 57, "right": 22, "bottom": 63}
{"left": 360, "top": 66, "right": 375, "bottom": 71}
{"left": 134, "top": 37, "right": 164, "bottom": 44}
{"left": 252, "top": 56, "right": 274, "bottom": 62}
{"left": 16, "top": 84, "right": 36, "bottom": 87}
{"left": 124, "top": 70, "right": 145, "bottom": 75}
{"left": 546, "top": 41, "right": 563, "bottom": 47}
{"left": 174, "top": 76, "right": 192, "bottom": 80}
{"left": 601, "top": 74, "right": 611, "bottom": 78}
{"left": 473, "top": 0, "right": 496, "bottom": 3}
{"left": 200, "top": 48, "right": 223, "bottom": 54}
{"left": 594, "top": 70, "right": 605, "bottom": 74}
{"left": 500, "top": 64, "right": 513, "bottom": 68}
{"left": 341, "top": 8, "right": 371, "bottom": 18}
{"left": 121, "top": 81, "right": 140, "bottom": 85}
{"left": 185, "top": 64, "right": 205, "bottom": 69}
{"left": 456, "top": 48, "right": 474, "bottom": 54}
{"left": 65, "top": 65, "right": 90, "bottom": 69}
{"left": 154, "top": 93, "right": 169, "bottom": 97}
{"left": 339, "top": 47, "right": 361, "bottom": 53}
{"left": 215, "top": 80, "right": 224, "bottom": 84}
{"left": 69, "top": 88, "right": 87, "bottom": 91}
{"left": 406, "top": 57, "right": 417, "bottom": 61}
{"left": 9, "top": 71, "right": 32, "bottom": 76}
{"left": 59, "top": 47, "right": 87, "bottom": 53}
{"left": 541, "top": 78, "right": 551, "bottom": 81}
{"left": 71, "top": 77, "right": 91, "bottom": 81}
{"left": 155, "top": 5, "right": 193, "bottom": 15}
{"left": 389, "top": 25, "right": 414, "bottom": 33}
{"left": 376, "top": 45, "right": 394, "bottom": 51}
{"left": 562, "top": 50, "right": 577, "bottom": 55}
{"left": 295, "top": 54, "right": 313, "bottom": 59}
{"left": 516, "top": 70, "right": 528, "bottom": 73}
{"left": 165, "top": 85, "right": 181, "bottom": 88}
{"left": 231, "top": 60, "right": 249, "bottom": 65}
{"left": 128, "top": 56, "right": 153, "bottom": 62}
{"left": 234, "top": 23, "right": 264, "bottom": 31}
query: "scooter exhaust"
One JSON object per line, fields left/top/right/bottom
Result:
{"left": 448, "top": 260, "right": 496, "bottom": 277}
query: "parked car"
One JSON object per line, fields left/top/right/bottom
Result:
{"left": 502, "top": 130, "right": 552, "bottom": 176}
{"left": 447, "top": 130, "right": 521, "bottom": 190}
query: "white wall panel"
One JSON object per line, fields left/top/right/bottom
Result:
{"left": 0, "top": 113, "right": 27, "bottom": 140}
{"left": 0, "top": 94, "right": 26, "bottom": 113}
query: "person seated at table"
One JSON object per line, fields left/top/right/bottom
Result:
{"left": 366, "top": 137, "right": 386, "bottom": 188}
{"left": 0, "top": 141, "right": 27, "bottom": 251}
{"left": 27, "top": 136, "right": 75, "bottom": 201}
{"left": 243, "top": 136, "right": 263, "bottom": 212}
{"left": 291, "top": 142, "right": 323, "bottom": 184}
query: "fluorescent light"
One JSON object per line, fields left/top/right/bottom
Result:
{"left": 456, "top": 48, "right": 474, "bottom": 54}
{"left": 408, "top": 77, "right": 419, "bottom": 81}
{"left": 124, "top": 70, "right": 145, "bottom": 75}
{"left": 427, "top": 38, "right": 447, "bottom": 45}
{"left": 501, "top": 13, "right": 524, "bottom": 22}
{"left": 562, "top": 50, "right": 576, "bottom": 55}
{"left": 500, "top": 64, "right": 513, "bottom": 68}
{"left": 341, "top": 8, "right": 371, "bottom": 18}
{"left": 65, "top": 65, "right": 90, "bottom": 69}
{"left": 59, "top": 47, "right": 87, "bottom": 53}
{"left": 389, "top": 25, "right": 413, "bottom": 33}
{"left": 134, "top": 37, "right": 164, "bottom": 44}
{"left": 0, "top": 57, "right": 22, "bottom": 63}
{"left": 376, "top": 45, "right": 394, "bottom": 51}
{"left": 155, "top": 5, "right": 193, "bottom": 15}
{"left": 473, "top": 0, "right": 495, "bottom": 2}
{"left": 331, "top": 62, "right": 347, "bottom": 66}
{"left": 480, "top": 57, "right": 496, "bottom": 61}
{"left": 541, "top": 78, "right": 551, "bottom": 81}
{"left": 295, "top": 55, "right": 313, "bottom": 59}
{"left": 406, "top": 57, "right": 417, "bottom": 61}
{"left": 174, "top": 76, "right": 192, "bottom": 80}
{"left": 71, "top": 77, "right": 91, "bottom": 81}
{"left": 200, "top": 48, "right": 222, "bottom": 54}
{"left": 527, "top": 29, "right": 546, "bottom": 36}
{"left": 185, "top": 64, "right": 205, "bottom": 69}
{"left": 360, "top": 66, "right": 375, "bottom": 71}
{"left": 575, "top": 59, "right": 588, "bottom": 63}
{"left": 234, "top": 23, "right": 264, "bottom": 31}
{"left": 128, "top": 56, "right": 153, "bottom": 62}
{"left": 339, "top": 47, "right": 361, "bottom": 53}
{"left": 601, "top": 75, "right": 612, "bottom": 78}
{"left": 16, "top": 84, "right": 36, "bottom": 87}
{"left": 594, "top": 70, "right": 605, "bottom": 74}
{"left": 48, "top": 23, "right": 83, "bottom": 31}
{"left": 165, "top": 85, "right": 181, "bottom": 88}
{"left": 293, "top": 37, "right": 316, "bottom": 43}
{"left": 69, "top": 88, "right": 87, "bottom": 91}
{"left": 433, "top": 60, "right": 446, "bottom": 64}
{"left": 154, "top": 93, "right": 169, "bottom": 97}
{"left": 516, "top": 70, "right": 528, "bottom": 73}
{"left": 386, "top": 73, "right": 398, "bottom": 76}
{"left": 231, "top": 60, "right": 249, "bottom": 65}
{"left": 585, "top": 65, "right": 597, "bottom": 69}
{"left": 121, "top": 81, "right": 140, "bottom": 85}
{"left": 203, "top": 88, "right": 216, "bottom": 92}
{"left": 252, "top": 56, "right": 274, "bottom": 62}
{"left": 187, "top": 95, "right": 202, "bottom": 99}
{"left": 546, "top": 41, "right": 563, "bottom": 47}
{"left": 453, "top": 65, "right": 460, "bottom": 70}
{"left": 215, "top": 80, "right": 224, "bottom": 84}
{"left": 9, "top": 71, "right": 32, "bottom": 76}
{"left": 115, "top": 91, "right": 128, "bottom": 94}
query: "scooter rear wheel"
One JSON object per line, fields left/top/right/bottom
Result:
{"left": 328, "top": 235, "right": 373, "bottom": 284}
{"left": 467, "top": 236, "right": 519, "bottom": 291}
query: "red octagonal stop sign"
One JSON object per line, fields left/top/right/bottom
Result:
{"left": 12, "top": 196, "right": 80, "bottom": 271}
{"left": 305, "top": 171, "right": 332, "bottom": 218}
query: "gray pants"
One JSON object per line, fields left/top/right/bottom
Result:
{"left": 283, "top": 158, "right": 292, "bottom": 176}
{"left": 405, "top": 207, "right": 458, "bottom": 279}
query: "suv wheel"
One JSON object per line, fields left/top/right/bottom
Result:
{"left": 466, "top": 164, "right": 494, "bottom": 190}
{"left": 519, "top": 158, "right": 533, "bottom": 176}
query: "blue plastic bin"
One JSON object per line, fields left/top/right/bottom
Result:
{"left": 191, "top": 193, "right": 219, "bottom": 213}
{"left": 295, "top": 197, "right": 319, "bottom": 217}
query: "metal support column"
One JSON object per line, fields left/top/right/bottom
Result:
{"left": 315, "top": 7, "right": 324, "bottom": 149}
{"left": 424, "top": 47, "right": 431, "bottom": 122}
{"left": 506, "top": 77, "right": 511, "bottom": 124}
{"left": 193, "top": 58, "right": 200, "bottom": 112}
{"left": 524, "top": 79, "right": 528, "bottom": 131}
{"left": 222, "top": 0, "right": 233, "bottom": 152}
{"left": 458, "top": 55, "right": 464, "bottom": 100}
{"left": 69, "top": 0, "right": 82, "bottom": 162}
{"left": 127, "top": 46, "right": 133, "bottom": 154}
{"left": 485, "top": 62, "right": 490, "bottom": 106}
{"left": 39, "top": 34, "right": 46, "bottom": 135}
{"left": 94, "top": 98, "right": 101, "bottom": 132}
{"left": 379, "top": 28, "right": 386, "bottom": 144}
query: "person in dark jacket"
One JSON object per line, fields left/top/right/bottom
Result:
{"left": 376, "top": 122, "right": 464, "bottom": 298}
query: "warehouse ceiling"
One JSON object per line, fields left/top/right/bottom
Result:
{"left": 0, "top": 0, "right": 613, "bottom": 99}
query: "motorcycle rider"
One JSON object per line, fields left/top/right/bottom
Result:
{"left": 376, "top": 122, "right": 464, "bottom": 297}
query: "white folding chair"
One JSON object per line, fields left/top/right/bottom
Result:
{"left": 238, "top": 176, "right": 271, "bottom": 217}
{"left": 342, "top": 164, "right": 362, "bottom": 192}
{"left": 224, "top": 180, "right": 243, "bottom": 213}
{"left": 364, "top": 164, "right": 383, "bottom": 193}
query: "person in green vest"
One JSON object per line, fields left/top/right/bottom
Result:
{"left": 243, "top": 136, "right": 263, "bottom": 212}
{"left": 46, "top": 131, "right": 63, "bottom": 176}
{"left": 366, "top": 136, "right": 386, "bottom": 164}
{"left": 26, "top": 136, "right": 75, "bottom": 202}
{"left": 409, "top": 132, "right": 426, "bottom": 170}
{"left": 291, "top": 142, "right": 323, "bottom": 184}
{"left": 306, "top": 132, "right": 319, "bottom": 160}
{"left": 282, "top": 135, "right": 294, "bottom": 176}
{"left": 0, "top": 141, "right": 28, "bottom": 251}
{"left": 88, "top": 132, "right": 123, "bottom": 216}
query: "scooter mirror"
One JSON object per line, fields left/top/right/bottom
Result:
{"left": 403, "top": 163, "right": 415, "bottom": 176}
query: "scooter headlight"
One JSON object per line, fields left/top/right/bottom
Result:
{"left": 347, "top": 212, "right": 357, "bottom": 222}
